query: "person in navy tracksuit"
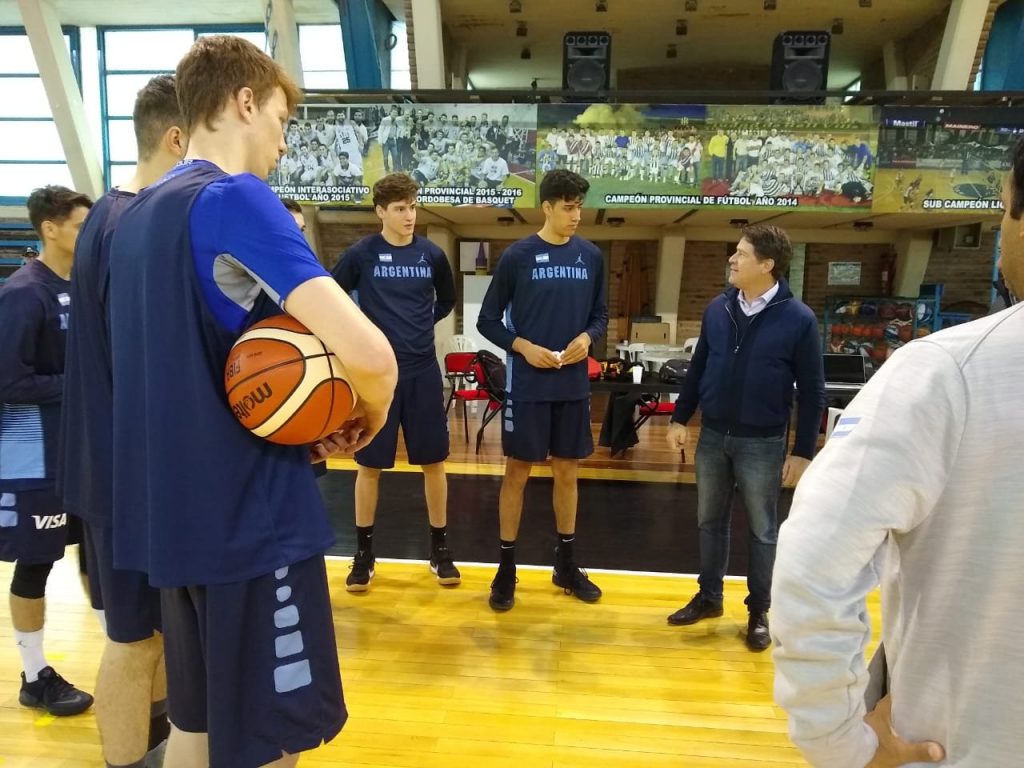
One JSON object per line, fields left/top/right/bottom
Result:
{"left": 478, "top": 169, "right": 608, "bottom": 612}
{"left": 0, "top": 185, "right": 94, "bottom": 717}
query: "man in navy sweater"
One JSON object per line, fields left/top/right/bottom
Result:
{"left": 0, "top": 185, "right": 94, "bottom": 716}
{"left": 478, "top": 169, "right": 608, "bottom": 612}
{"left": 666, "top": 224, "right": 824, "bottom": 651}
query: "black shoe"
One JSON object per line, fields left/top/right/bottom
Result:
{"left": 746, "top": 611, "right": 771, "bottom": 652}
{"left": 19, "top": 666, "right": 93, "bottom": 716}
{"left": 430, "top": 545, "right": 461, "bottom": 586}
{"left": 489, "top": 567, "right": 517, "bottom": 611}
{"left": 667, "top": 593, "right": 724, "bottom": 626}
{"left": 346, "top": 550, "right": 375, "bottom": 592}
{"left": 552, "top": 564, "right": 602, "bottom": 603}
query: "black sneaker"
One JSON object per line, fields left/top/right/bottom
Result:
{"left": 19, "top": 666, "right": 93, "bottom": 716}
{"left": 489, "top": 567, "right": 517, "bottom": 611}
{"left": 430, "top": 545, "right": 461, "bottom": 586}
{"left": 746, "top": 611, "right": 771, "bottom": 652}
{"left": 346, "top": 550, "right": 375, "bottom": 592}
{"left": 667, "top": 592, "right": 724, "bottom": 625}
{"left": 552, "top": 564, "right": 602, "bottom": 603}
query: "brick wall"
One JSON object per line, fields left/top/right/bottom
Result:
{"left": 804, "top": 243, "right": 889, "bottom": 317}
{"left": 318, "top": 223, "right": 394, "bottom": 270}
{"left": 924, "top": 227, "right": 997, "bottom": 312}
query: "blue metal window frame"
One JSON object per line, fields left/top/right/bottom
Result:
{"left": 98, "top": 24, "right": 265, "bottom": 187}
{"left": 0, "top": 26, "right": 82, "bottom": 206}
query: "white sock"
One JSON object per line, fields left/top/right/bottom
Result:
{"left": 14, "top": 629, "right": 47, "bottom": 682}
{"left": 94, "top": 609, "right": 107, "bottom": 634}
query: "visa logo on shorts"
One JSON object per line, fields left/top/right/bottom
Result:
{"left": 32, "top": 514, "right": 67, "bottom": 530}
{"left": 378, "top": 254, "right": 393, "bottom": 262}
{"left": 535, "top": 254, "right": 549, "bottom": 263}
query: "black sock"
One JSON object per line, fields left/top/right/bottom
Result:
{"left": 356, "top": 525, "right": 374, "bottom": 556}
{"left": 430, "top": 525, "right": 447, "bottom": 550}
{"left": 499, "top": 539, "right": 516, "bottom": 570}
{"left": 556, "top": 532, "right": 575, "bottom": 567}
{"left": 148, "top": 711, "right": 170, "bottom": 752}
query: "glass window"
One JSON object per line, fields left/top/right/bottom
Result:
{"left": 103, "top": 29, "right": 195, "bottom": 71}
{"left": 107, "top": 119, "right": 138, "bottom": 163}
{"left": 303, "top": 71, "right": 348, "bottom": 90}
{"left": 108, "top": 163, "right": 136, "bottom": 189}
{"left": 299, "top": 25, "right": 345, "bottom": 72}
{"left": 390, "top": 20, "right": 410, "bottom": 90}
{"left": 0, "top": 35, "right": 38, "bottom": 74}
{"left": 105, "top": 72, "right": 169, "bottom": 116}
{"left": 0, "top": 163, "right": 73, "bottom": 197}
{"left": 195, "top": 30, "right": 266, "bottom": 48}
{"left": 0, "top": 77, "right": 53, "bottom": 118}
{"left": 0, "top": 121, "right": 65, "bottom": 161}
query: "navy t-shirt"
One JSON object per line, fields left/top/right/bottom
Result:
{"left": 478, "top": 234, "right": 607, "bottom": 402}
{"left": 58, "top": 189, "right": 135, "bottom": 523}
{"left": 332, "top": 234, "right": 455, "bottom": 375}
{"left": 108, "top": 160, "right": 334, "bottom": 587}
{"left": 0, "top": 259, "right": 70, "bottom": 491}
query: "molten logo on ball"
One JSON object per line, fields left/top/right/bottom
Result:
{"left": 231, "top": 381, "right": 273, "bottom": 421}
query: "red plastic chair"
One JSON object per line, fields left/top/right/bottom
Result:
{"left": 444, "top": 351, "right": 478, "bottom": 414}
{"left": 451, "top": 360, "right": 504, "bottom": 451}
{"left": 632, "top": 396, "right": 685, "bottom": 463}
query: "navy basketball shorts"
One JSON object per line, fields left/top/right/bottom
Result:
{"left": 83, "top": 521, "right": 161, "bottom": 643}
{"left": 356, "top": 362, "right": 450, "bottom": 469}
{"left": 161, "top": 555, "right": 346, "bottom": 768}
{"left": 501, "top": 398, "right": 594, "bottom": 463}
{"left": 0, "top": 489, "right": 71, "bottom": 565}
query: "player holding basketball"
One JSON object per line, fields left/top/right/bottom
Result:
{"left": 332, "top": 173, "right": 459, "bottom": 592}
{"left": 107, "top": 36, "right": 396, "bottom": 767}
{"left": 0, "top": 186, "right": 93, "bottom": 718}
{"left": 59, "top": 74, "right": 185, "bottom": 768}
{"left": 478, "top": 169, "right": 608, "bottom": 612}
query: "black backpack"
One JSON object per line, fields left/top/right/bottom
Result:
{"left": 470, "top": 350, "right": 507, "bottom": 401}
{"left": 658, "top": 358, "right": 689, "bottom": 384}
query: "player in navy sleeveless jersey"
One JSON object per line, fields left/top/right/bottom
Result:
{"left": 106, "top": 37, "right": 396, "bottom": 767}
{"left": 59, "top": 75, "right": 185, "bottom": 767}
{"left": 332, "top": 173, "right": 459, "bottom": 592}
{"left": 0, "top": 186, "right": 94, "bottom": 716}
{"left": 478, "top": 169, "right": 608, "bottom": 611}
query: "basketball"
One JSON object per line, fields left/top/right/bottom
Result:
{"left": 224, "top": 315, "right": 356, "bottom": 445}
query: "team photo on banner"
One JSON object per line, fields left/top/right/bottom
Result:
{"left": 535, "top": 103, "right": 878, "bottom": 210}
{"left": 269, "top": 103, "right": 538, "bottom": 207}
{"left": 873, "top": 106, "right": 1024, "bottom": 213}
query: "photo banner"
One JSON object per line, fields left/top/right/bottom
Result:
{"left": 873, "top": 106, "right": 1024, "bottom": 213}
{"left": 535, "top": 103, "right": 879, "bottom": 211}
{"left": 269, "top": 103, "right": 538, "bottom": 207}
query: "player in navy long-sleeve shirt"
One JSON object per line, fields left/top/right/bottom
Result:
{"left": 0, "top": 185, "right": 93, "bottom": 717}
{"left": 331, "top": 173, "right": 460, "bottom": 591}
{"left": 477, "top": 169, "right": 608, "bottom": 612}
{"left": 58, "top": 75, "right": 184, "bottom": 765}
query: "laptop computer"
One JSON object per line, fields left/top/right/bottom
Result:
{"left": 823, "top": 353, "right": 868, "bottom": 384}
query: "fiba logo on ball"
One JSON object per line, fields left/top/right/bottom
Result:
{"left": 224, "top": 316, "right": 356, "bottom": 445}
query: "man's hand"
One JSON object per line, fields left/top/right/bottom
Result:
{"left": 309, "top": 399, "right": 392, "bottom": 463}
{"left": 781, "top": 455, "right": 811, "bottom": 487}
{"left": 513, "top": 338, "right": 562, "bottom": 369}
{"left": 666, "top": 422, "right": 688, "bottom": 451}
{"left": 559, "top": 332, "right": 592, "bottom": 366}
{"left": 864, "top": 696, "right": 945, "bottom": 768}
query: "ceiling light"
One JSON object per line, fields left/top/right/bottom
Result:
{"left": 763, "top": 0, "right": 776, "bottom": 9}
{"left": 831, "top": 18, "right": 843, "bottom": 34}
{"left": 685, "top": 0, "right": 698, "bottom": 10}
{"left": 607, "top": 217, "right": 625, "bottom": 227}
{"left": 509, "top": 0, "right": 522, "bottom": 12}
{"left": 596, "top": 0, "right": 608, "bottom": 11}
{"left": 498, "top": 216, "right": 515, "bottom": 226}
{"left": 676, "top": 19, "right": 687, "bottom": 35}
{"left": 666, "top": 44, "right": 678, "bottom": 59}
{"left": 516, "top": 21, "right": 528, "bottom": 36}
{"left": 520, "top": 47, "right": 531, "bottom": 60}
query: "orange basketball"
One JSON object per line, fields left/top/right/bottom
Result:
{"left": 224, "top": 315, "right": 356, "bottom": 445}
